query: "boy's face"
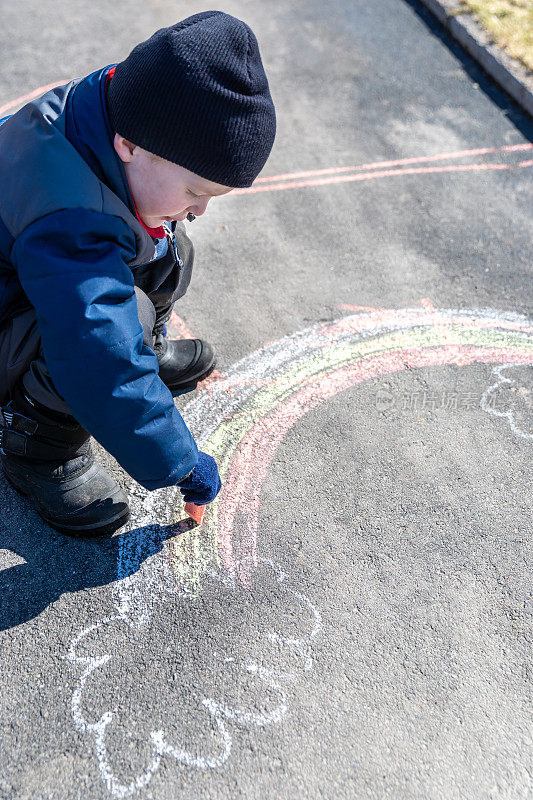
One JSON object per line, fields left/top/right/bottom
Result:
{"left": 113, "top": 134, "right": 233, "bottom": 229}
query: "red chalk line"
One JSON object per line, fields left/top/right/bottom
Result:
{"left": 252, "top": 144, "right": 533, "bottom": 184}
{"left": 229, "top": 160, "right": 531, "bottom": 196}
{"left": 167, "top": 311, "right": 196, "bottom": 340}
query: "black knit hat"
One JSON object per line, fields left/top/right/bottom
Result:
{"left": 106, "top": 10, "right": 276, "bottom": 188}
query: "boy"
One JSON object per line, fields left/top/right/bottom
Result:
{"left": 0, "top": 11, "right": 276, "bottom": 536}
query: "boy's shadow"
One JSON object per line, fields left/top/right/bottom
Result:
{"left": 0, "top": 478, "right": 196, "bottom": 631}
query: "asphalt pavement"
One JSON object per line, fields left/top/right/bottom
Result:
{"left": 0, "top": 1, "right": 532, "bottom": 799}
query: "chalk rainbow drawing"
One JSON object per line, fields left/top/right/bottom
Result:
{"left": 169, "top": 304, "right": 533, "bottom": 588}
{"left": 66, "top": 304, "right": 532, "bottom": 798}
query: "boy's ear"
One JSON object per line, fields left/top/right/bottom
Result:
{"left": 113, "top": 134, "right": 137, "bottom": 163}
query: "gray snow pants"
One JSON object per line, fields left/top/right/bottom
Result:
{"left": 0, "top": 222, "right": 194, "bottom": 414}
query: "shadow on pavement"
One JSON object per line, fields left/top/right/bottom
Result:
{"left": 404, "top": 0, "right": 533, "bottom": 140}
{"left": 0, "top": 482, "right": 196, "bottom": 632}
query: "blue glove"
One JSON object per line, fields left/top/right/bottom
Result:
{"left": 177, "top": 451, "right": 222, "bottom": 505}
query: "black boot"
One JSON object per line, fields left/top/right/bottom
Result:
{"left": 0, "top": 382, "right": 130, "bottom": 537}
{"left": 154, "top": 334, "right": 216, "bottom": 395}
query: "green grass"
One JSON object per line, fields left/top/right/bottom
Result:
{"left": 455, "top": 0, "right": 533, "bottom": 72}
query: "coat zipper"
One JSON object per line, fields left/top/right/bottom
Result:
{"left": 162, "top": 221, "right": 184, "bottom": 271}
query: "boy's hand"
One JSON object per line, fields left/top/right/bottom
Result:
{"left": 177, "top": 452, "right": 222, "bottom": 505}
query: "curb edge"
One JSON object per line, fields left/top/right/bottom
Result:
{"left": 417, "top": 0, "right": 533, "bottom": 118}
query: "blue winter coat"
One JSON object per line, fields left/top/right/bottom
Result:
{"left": 0, "top": 65, "right": 199, "bottom": 490}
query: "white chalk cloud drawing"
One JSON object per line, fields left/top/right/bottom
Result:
{"left": 481, "top": 364, "right": 533, "bottom": 440}
{"left": 66, "top": 493, "right": 321, "bottom": 799}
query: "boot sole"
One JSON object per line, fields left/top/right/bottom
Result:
{"left": 3, "top": 469, "right": 130, "bottom": 538}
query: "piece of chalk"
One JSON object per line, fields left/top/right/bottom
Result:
{"left": 184, "top": 502, "right": 206, "bottom": 524}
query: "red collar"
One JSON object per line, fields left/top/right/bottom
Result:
{"left": 105, "top": 67, "right": 165, "bottom": 239}
{"left": 125, "top": 179, "right": 165, "bottom": 238}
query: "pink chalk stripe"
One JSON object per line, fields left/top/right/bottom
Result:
{"left": 329, "top": 305, "right": 533, "bottom": 338}
{"left": 420, "top": 298, "right": 436, "bottom": 312}
{"left": 167, "top": 311, "right": 196, "bottom": 340}
{"left": 228, "top": 161, "right": 529, "bottom": 196}
{"left": 335, "top": 303, "right": 388, "bottom": 312}
{"left": 253, "top": 144, "right": 533, "bottom": 184}
{"left": 318, "top": 309, "right": 533, "bottom": 339}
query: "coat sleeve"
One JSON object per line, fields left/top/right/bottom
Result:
{"left": 10, "top": 207, "right": 199, "bottom": 490}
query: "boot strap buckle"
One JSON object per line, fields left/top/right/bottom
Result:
{"left": 0, "top": 408, "right": 38, "bottom": 435}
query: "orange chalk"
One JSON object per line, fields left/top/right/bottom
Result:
{"left": 184, "top": 502, "right": 206, "bottom": 524}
